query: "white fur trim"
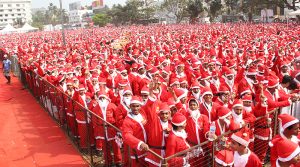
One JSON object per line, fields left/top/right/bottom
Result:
{"left": 215, "top": 156, "right": 234, "bottom": 166}
{"left": 281, "top": 119, "right": 299, "bottom": 132}
{"left": 172, "top": 120, "right": 186, "bottom": 127}
{"left": 201, "top": 92, "right": 213, "bottom": 98}
{"left": 246, "top": 72, "right": 257, "bottom": 75}
{"left": 130, "top": 100, "right": 143, "bottom": 105}
{"left": 219, "top": 112, "right": 231, "bottom": 120}
{"left": 177, "top": 92, "right": 187, "bottom": 101}
{"left": 240, "top": 90, "right": 251, "bottom": 96}
{"left": 232, "top": 104, "right": 243, "bottom": 108}
{"left": 141, "top": 91, "right": 149, "bottom": 94}
{"left": 137, "top": 141, "right": 144, "bottom": 151}
{"left": 254, "top": 135, "right": 269, "bottom": 141}
{"left": 278, "top": 146, "right": 300, "bottom": 162}
{"left": 231, "top": 133, "right": 250, "bottom": 147}
{"left": 268, "top": 82, "right": 279, "bottom": 88}
{"left": 145, "top": 158, "right": 161, "bottom": 166}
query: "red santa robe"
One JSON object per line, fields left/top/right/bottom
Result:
{"left": 64, "top": 89, "right": 77, "bottom": 137}
{"left": 73, "top": 90, "right": 94, "bottom": 148}
{"left": 92, "top": 101, "right": 122, "bottom": 164}
{"left": 143, "top": 97, "right": 172, "bottom": 166}
{"left": 263, "top": 89, "right": 291, "bottom": 112}
{"left": 165, "top": 130, "right": 190, "bottom": 166}
{"left": 114, "top": 100, "right": 131, "bottom": 130}
{"left": 185, "top": 111, "right": 210, "bottom": 167}
{"left": 199, "top": 102, "right": 220, "bottom": 123}
{"left": 122, "top": 111, "right": 148, "bottom": 167}
{"left": 233, "top": 148, "right": 262, "bottom": 167}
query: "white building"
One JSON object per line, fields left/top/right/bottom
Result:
{"left": 0, "top": 0, "right": 32, "bottom": 28}
{"left": 68, "top": 9, "right": 93, "bottom": 25}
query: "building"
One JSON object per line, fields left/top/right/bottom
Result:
{"left": 68, "top": 9, "right": 93, "bottom": 25}
{"left": 0, "top": 0, "right": 32, "bottom": 28}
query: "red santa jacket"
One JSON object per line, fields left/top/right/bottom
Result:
{"left": 253, "top": 102, "right": 271, "bottom": 140}
{"left": 214, "top": 118, "right": 240, "bottom": 136}
{"left": 263, "top": 89, "right": 291, "bottom": 111}
{"left": 233, "top": 149, "right": 262, "bottom": 167}
{"left": 92, "top": 102, "right": 118, "bottom": 141}
{"left": 114, "top": 101, "right": 130, "bottom": 130}
{"left": 165, "top": 130, "right": 190, "bottom": 166}
{"left": 143, "top": 97, "right": 172, "bottom": 166}
{"left": 185, "top": 112, "right": 210, "bottom": 145}
{"left": 199, "top": 102, "right": 220, "bottom": 123}
{"left": 122, "top": 111, "right": 148, "bottom": 159}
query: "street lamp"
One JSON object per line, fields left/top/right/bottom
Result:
{"left": 59, "top": 0, "right": 66, "bottom": 46}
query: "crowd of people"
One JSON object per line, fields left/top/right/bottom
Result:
{"left": 2, "top": 23, "right": 300, "bottom": 167}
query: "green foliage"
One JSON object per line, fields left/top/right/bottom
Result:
{"left": 31, "top": 3, "right": 69, "bottom": 28}
{"left": 92, "top": 14, "right": 111, "bottom": 27}
{"left": 210, "top": 0, "right": 222, "bottom": 19}
{"left": 187, "top": 0, "right": 204, "bottom": 23}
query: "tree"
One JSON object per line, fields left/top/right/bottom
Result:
{"left": 225, "top": 0, "right": 239, "bottom": 14}
{"left": 210, "top": 0, "right": 222, "bottom": 20}
{"left": 187, "top": 0, "right": 204, "bottom": 23}
{"left": 161, "top": 0, "right": 189, "bottom": 23}
{"left": 92, "top": 14, "right": 110, "bottom": 27}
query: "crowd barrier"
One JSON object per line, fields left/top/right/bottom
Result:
{"left": 10, "top": 56, "right": 284, "bottom": 167}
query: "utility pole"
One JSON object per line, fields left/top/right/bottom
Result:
{"left": 59, "top": 0, "right": 66, "bottom": 46}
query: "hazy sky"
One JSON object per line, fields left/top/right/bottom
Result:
{"left": 31, "top": 0, "right": 126, "bottom": 9}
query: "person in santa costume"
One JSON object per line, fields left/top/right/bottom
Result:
{"left": 188, "top": 81, "right": 202, "bottom": 102}
{"left": 230, "top": 128, "right": 262, "bottom": 167}
{"left": 214, "top": 84, "right": 231, "bottom": 108}
{"left": 122, "top": 96, "right": 149, "bottom": 167}
{"left": 271, "top": 138, "right": 300, "bottom": 167}
{"left": 213, "top": 106, "right": 240, "bottom": 136}
{"left": 199, "top": 86, "right": 220, "bottom": 123}
{"left": 91, "top": 89, "right": 122, "bottom": 166}
{"left": 230, "top": 99, "right": 256, "bottom": 128}
{"left": 185, "top": 98, "right": 210, "bottom": 166}
{"left": 114, "top": 86, "right": 133, "bottom": 129}
{"left": 270, "top": 114, "right": 300, "bottom": 166}
{"left": 73, "top": 84, "right": 94, "bottom": 149}
{"left": 214, "top": 150, "right": 234, "bottom": 167}
{"left": 64, "top": 79, "right": 78, "bottom": 137}
{"left": 165, "top": 112, "right": 191, "bottom": 166}
{"left": 143, "top": 82, "right": 172, "bottom": 167}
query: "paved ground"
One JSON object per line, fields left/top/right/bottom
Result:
{"left": 0, "top": 73, "right": 87, "bottom": 167}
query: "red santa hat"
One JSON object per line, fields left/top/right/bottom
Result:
{"left": 201, "top": 86, "right": 213, "bottom": 98}
{"left": 190, "top": 81, "right": 200, "bottom": 89}
{"left": 98, "top": 89, "right": 110, "bottom": 100}
{"left": 232, "top": 99, "right": 243, "bottom": 108}
{"left": 278, "top": 114, "right": 299, "bottom": 133}
{"left": 159, "top": 103, "right": 170, "bottom": 113}
{"left": 246, "top": 66, "right": 257, "bottom": 76}
{"left": 169, "top": 78, "right": 180, "bottom": 87}
{"left": 218, "top": 84, "right": 230, "bottom": 94}
{"left": 174, "top": 88, "right": 187, "bottom": 100}
{"left": 231, "top": 128, "right": 250, "bottom": 147}
{"left": 98, "top": 77, "right": 106, "bottom": 84}
{"left": 171, "top": 112, "right": 186, "bottom": 126}
{"left": 267, "top": 76, "right": 279, "bottom": 88}
{"left": 239, "top": 85, "right": 251, "bottom": 96}
{"left": 118, "top": 79, "right": 128, "bottom": 87}
{"left": 130, "top": 96, "right": 142, "bottom": 105}
{"left": 78, "top": 84, "right": 86, "bottom": 91}
{"left": 66, "top": 79, "right": 73, "bottom": 86}
{"left": 122, "top": 86, "right": 133, "bottom": 95}
{"left": 167, "top": 98, "right": 176, "bottom": 108}
{"left": 217, "top": 107, "right": 231, "bottom": 119}
{"left": 215, "top": 150, "right": 234, "bottom": 166}
{"left": 276, "top": 138, "right": 300, "bottom": 162}
{"left": 241, "top": 94, "right": 252, "bottom": 102}
{"left": 141, "top": 85, "right": 149, "bottom": 94}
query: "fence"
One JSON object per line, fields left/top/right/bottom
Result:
{"left": 11, "top": 56, "right": 284, "bottom": 167}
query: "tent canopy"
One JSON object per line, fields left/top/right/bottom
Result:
{"left": 1, "top": 24, "right": 17, "bottom": 33}
{"left": 18, "top": 23, "right": 38, "bottom": 32}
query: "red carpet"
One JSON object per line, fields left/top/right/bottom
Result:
{"left": 0, "top": 74, "right": 87, "bottom": 167}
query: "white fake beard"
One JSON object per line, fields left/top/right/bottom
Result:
{"left": 243, "top": 106, "right": 252, "bottom": 112}
{"left": 189, "top": 109, "right": 200, "bottom": 119}
{"left": 122, "top": 75, "right": 128, "bottom": 80}
{"left": 99, "top": 99, "right": 109, "bottom": 110}
{"left": 232, "top": 111, "right": 244, "bottom": 124}
{"left": 226, "top": 78, "right": 234, "bottom": 87}
{"left": 173, "top": 129, "right": 188, "bottom": 139}
{"left": 123, "top": 97, "right": 132, "bottom": 106}
{"left": 204, "top": 80, "right": 211, "bottom": 87}
{"left": 93, "top": 84, "right": 100, "bottom": 91}
{"left": 211, "top": 78, "right": 220, "bottom": 87}
{"left": 110, "top": 71, "right": 117, "bottom": 78}
{"left": 192, "top": 91, "right": 201, "bottom": 100}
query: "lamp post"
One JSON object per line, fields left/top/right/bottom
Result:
{"left": 59, "top": 0, "right": 66, "bottom": 46}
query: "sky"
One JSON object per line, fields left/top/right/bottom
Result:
{"left": 31, "top": 0, "right": 126, "bottom": 10}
